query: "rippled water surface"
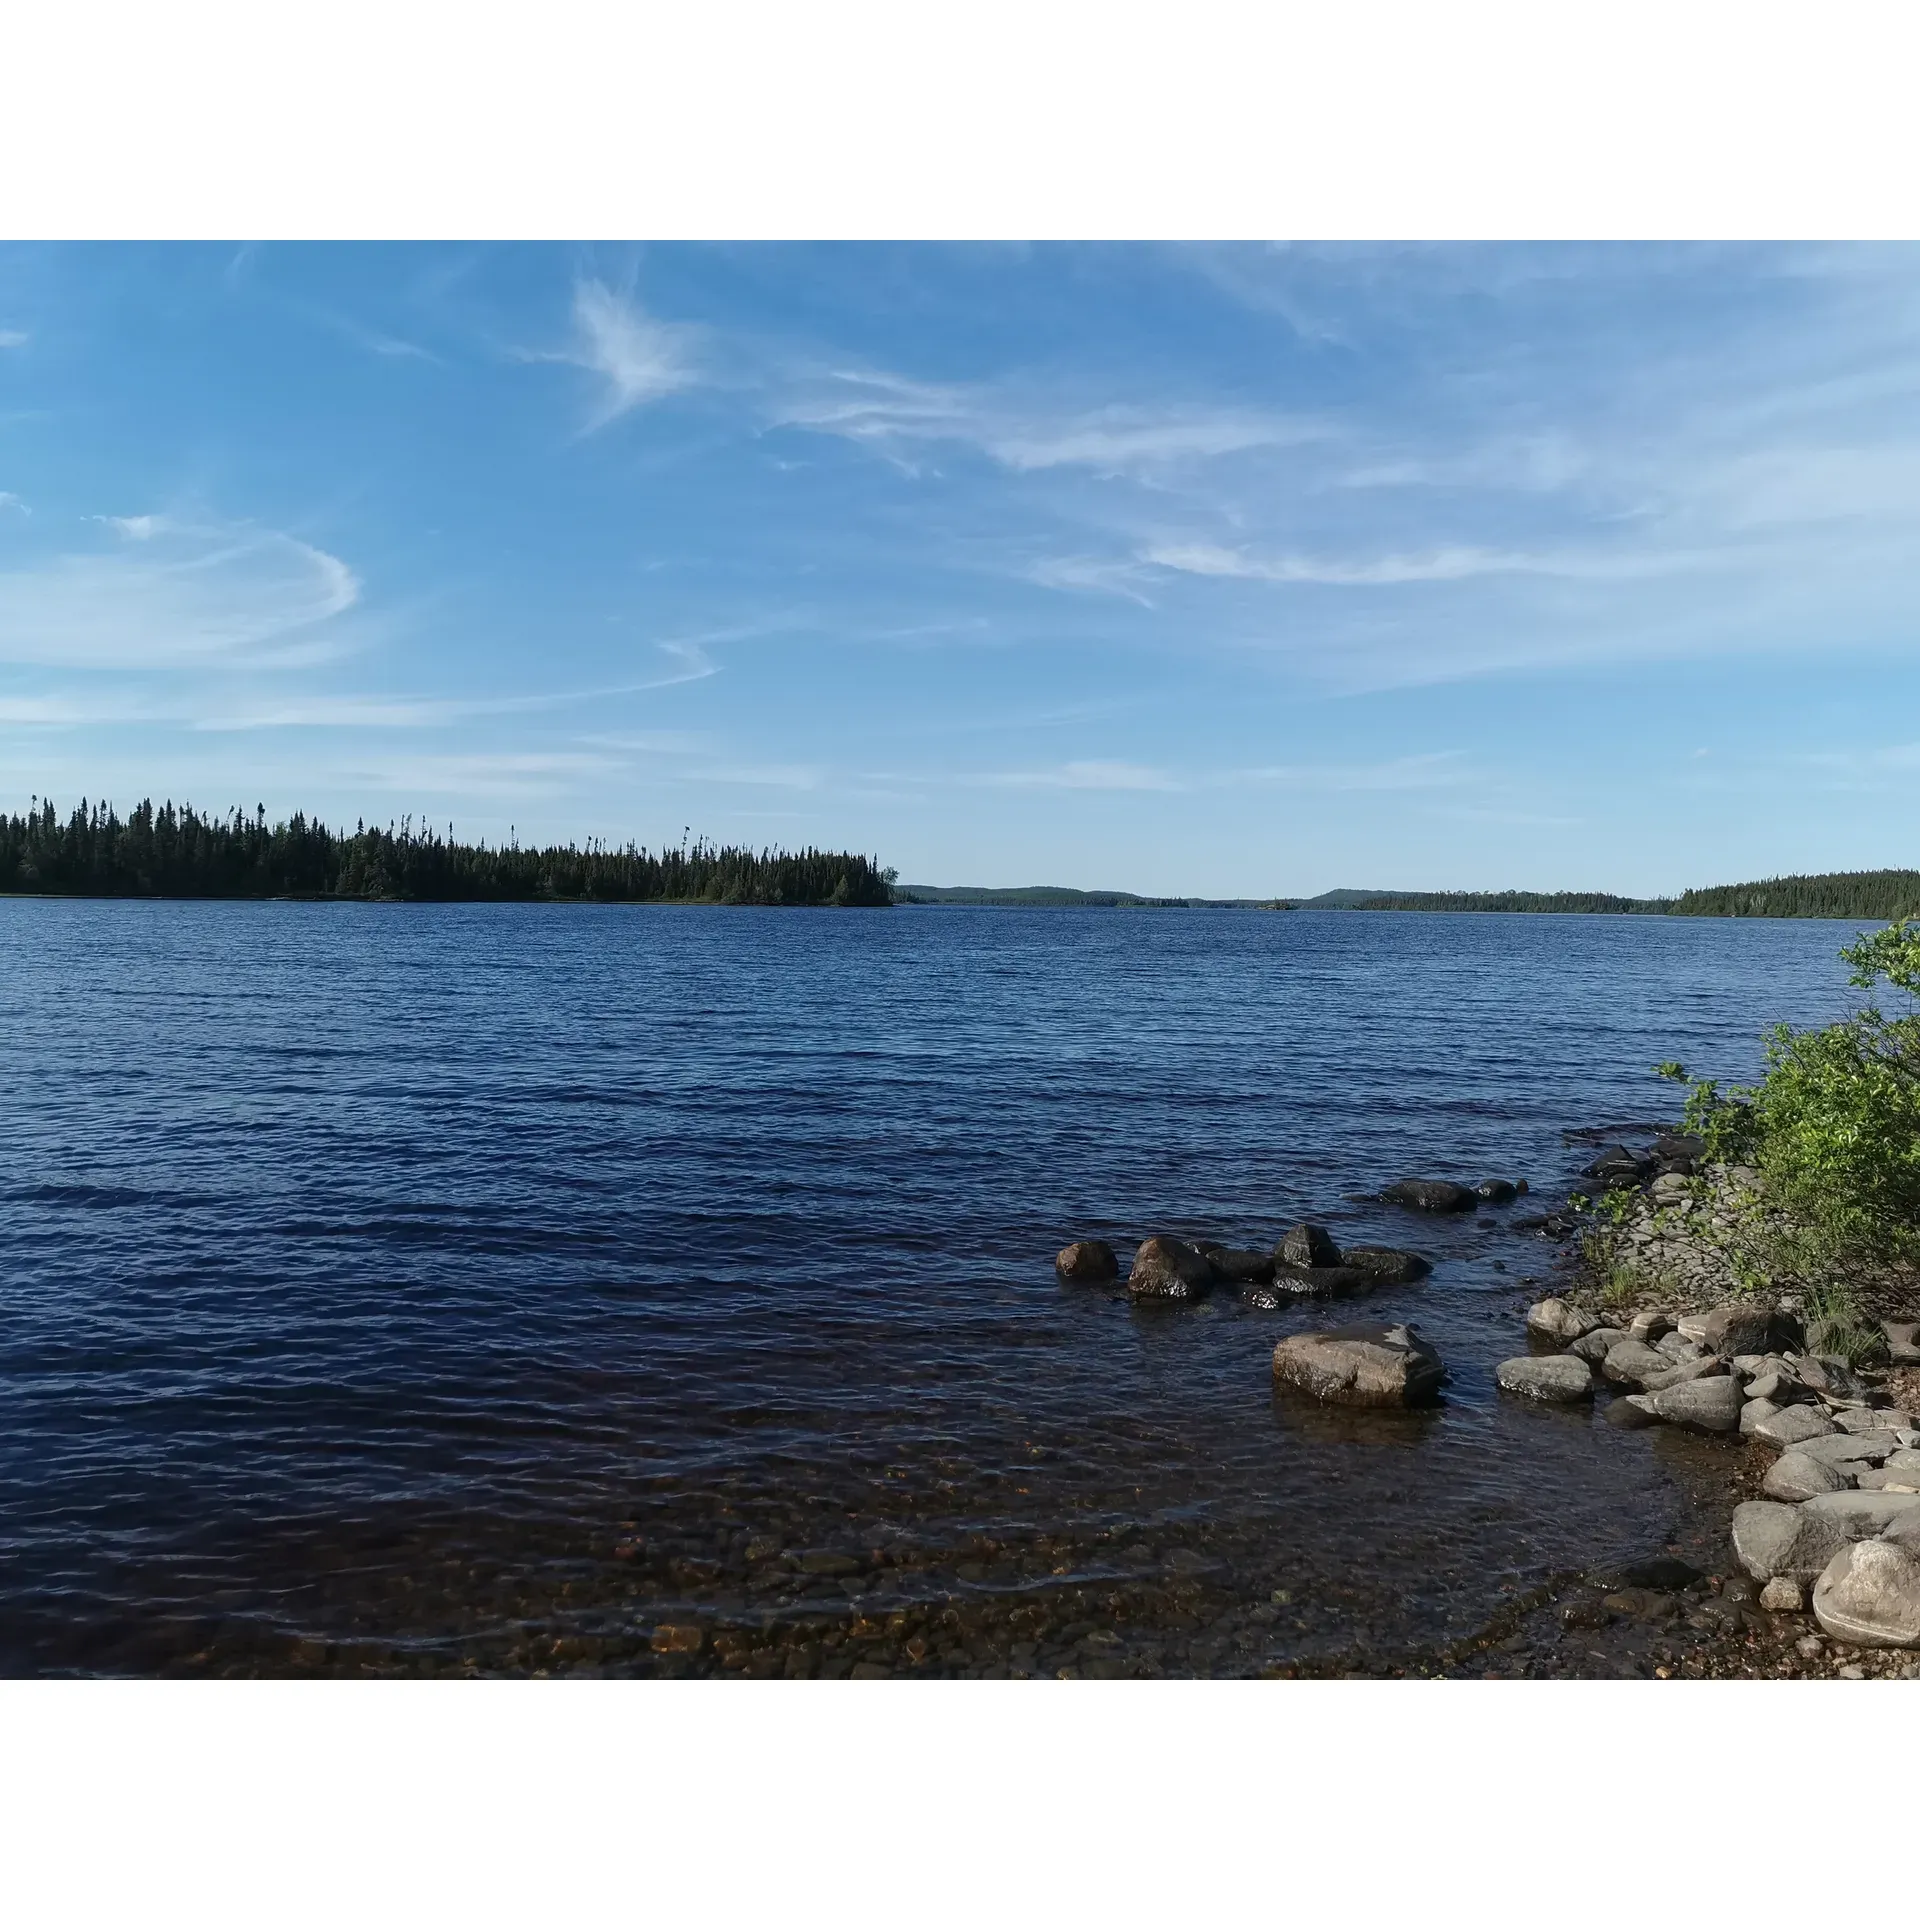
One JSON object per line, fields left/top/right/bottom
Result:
{"left": 0, "top": 900, "right": 1868, "bottom": 1676}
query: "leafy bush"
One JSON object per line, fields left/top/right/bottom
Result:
{"left": 1661, "top": 919, "right": 1920, "bottom": 1268}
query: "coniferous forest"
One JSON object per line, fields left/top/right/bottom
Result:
{"left": 0, "top": 798, "right": 897, "bottom": 907}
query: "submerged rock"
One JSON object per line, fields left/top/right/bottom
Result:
{"left": 1585, "top": 1145, "right": 1654, "bottom": 1188}
{"left": 1381, "top": 1179, "right": 1477, "bottom": 1214}
{"left": 1263, "top": 1264, "right": 1373, "bottom": 1300}
{"left": 1196, "top": 1243, "right": 1274, "bottom": 1284}
{"left": 1496, "top": 1354, "right": 1595, "bottom": 1403}
{"left": 1812, "top": 1538, "right": 1920, "bottom": 1648}
{"left": 1473, "top": 1178, "right": 1522, "bottom": 1203}
{"left": 1271, "top": 1322, "right": 1446, "bottom": 1408}
{"left": 1604, "top": 1393, "right": 1662, "bottom": 1429}
{"left": 1126, "top": 1237, "right": 1213, "bottom": 1303}
{"left": 1055, "top": 1239, "right": 1118, "bottom": 1285}
{"left": 1343, "top": 1246, "right": 1432, "bottom": 1283}
{"left": 1526, "top": 1296, "right": 1600, "bottom": 1344}
{"left": 1276, "top": 1222, "right": 1342, "bottom": 1269}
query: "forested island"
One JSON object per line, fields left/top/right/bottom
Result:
{"left": 1318, "top": 873, "right": 1920, "bottom": 918}
{"left": 0, "top": 798, "right": 895, "bottom": 906}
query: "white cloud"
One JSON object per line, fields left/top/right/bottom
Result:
{"left": 1141, "top": 539, "right": 1721, "bottom": 587}
{"left": 0, "top": 329, "right": 26, "bottom": 349}
{"left": 0, "top": 490, "right": 26, "bottom": 514}
{"left": 564, "top": 280, "right": 702, "bottom": 426}
{"left": 0, "top": 518, "right": 359, "bottom": 668}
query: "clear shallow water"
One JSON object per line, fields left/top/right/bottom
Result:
{"left": 0, "top": 900, "right": 1867, "bottom": 1676}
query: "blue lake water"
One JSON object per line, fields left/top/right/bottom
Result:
{"left": 0, "top": 900, "right": 1870, "bottom": 1675}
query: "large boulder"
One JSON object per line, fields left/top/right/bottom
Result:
{"left": 1731, "top": 1501, "right": 1857, "bottom": 1581}
{"left": 1748, "top": 1403, "right": 1837, "bottom": 1447}
{"left": 1569, "top": 1326, "right": 1631, "bottom": 1364}
{"left": 1653, "top": 1132, "right": 1707, "bottom": 1171}
{"left": 1276, "top": 1222, "right": 1342, "bottom": 1269}
{"left": 1271, "top": 1322, "right": 1446, "bottom": 1408}
{"left": 1496, "top": 1355, "right": 1595, "bottom": 1404}
{"left": 1762, "top": 1450, "right": 1849, "bottom": 1502}
{"left": 1647, "top": 1374, "right": 1745, "bottom": 1433}
{"left": 1343, "top": 1246, "right": 1432, "bottom": 1283}
{"left": 1676, "top": 1304, "right": 1778, "bottom": 1357}
{"left": 1473, "top": 1178, "right": 1521, "bottom": 1203}
{"left": 1381, "top": 1179, "right": 1477, "bottom": 1214}
{"left": 1527, "top": 1297, "right": 1600, "bottom": 1344}
{"left": 1601, "top": 1339, "right": 1675, "bottom": 1390}
{"left": 1788, "top": 1431, "right": 1906, "bottom": 1468}
{"left": 1126, "top": 1237, "right": 1213, "bottom": 1303}
{"left": 1812, "top": 1538, "right": 1920, "bottom": 1648}
{"left": 1055, "top": 1239, "right": 1118, "bottom": 1284}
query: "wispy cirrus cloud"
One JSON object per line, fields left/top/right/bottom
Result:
{"left": 0, "top": 515, "right": 359, "bottom": 669}
{"left": 0, "top": 329, "right": 26, "bottom": 349}
{"left": 985, "top": 760, "right": 1181, "bottom": 791}
{"left": 554, "top": 279, "right": 705, "bottom": 428}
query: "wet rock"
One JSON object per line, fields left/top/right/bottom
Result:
{"left": 1473, "top": 1178, "right": 1520, "bottom": 1203}
{"left": 1762, "top": 1450, "right": 1849, "bottom": 1502}
{"left": 1242, "top": 1286, "right": 1286, "bottom": 1311}
{"left": 1760, "top": 1576, "right": 1807, "bottom": 1612}
{"left": 1271, "top": 1321, "right": 1446, "bottom": 1408}
{"left": 1496, "top": 1354, "right": 1595, "bottom": 1403}
{"left": 1602, "top": 1338, "right": 1674, "bottom": 1389}
{"left": 1264, "top": 1264, "right": 1373, "bottom": 1299}
{"left": 1812, "top": 1538, "right": 1920, "bottom": 1648}
{"left": 1382, "top": 1179, "right": 1477, "bottom": 1214}
{"left": 1569, "top": 1326, "right": 1630, "bottom": 1364}
{"left": 1055, "top": 1239, "right": 1118, "bottom": 1284}
{"left": 650, "top": 1623, "right": 705, "bottom": 1655}
{"left": 1276, "top": 1222, "right": 1342, "bottom": 1269}
{"left": 1604, "top": 1393, "right": 1662, "bottom": 1429}
{"left": 1647, "top": 1374, "right": 1744, "bottom": 1433}
{"left": 1127, "top": 1237, "right": 1214, "bottom": 1303}
{"left": 1585, "top": 1145, "right": 1654, "bottom": 1188}
{"left": 1527, "top": 1296, "right": 1600, "bottom": 1344}
{"left": 794, "top": 1549, "right": 862, "bottom": 1576}
{"left": 1197, "top": 1243, "right": 1274, "bottom": 1284}
{"left": 1676, "top": 1304, "right": 1778, "bottom": 1357}
{"left": 1653, "top": 1132, "right": 1707, "bottom": 1171}
{"left": 1590, "top": 1555, "right": 1701, "bottom": 1593}
{"left": 1343, "top": 1246, "right": 1432, "bottom": 1283}
{"left": 1749, "top": 1403, "right": 1837, "bottom": 1447}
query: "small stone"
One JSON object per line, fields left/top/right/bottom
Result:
{"left": 1276, "top": 1221, "right": 1342, "bottom": 1269}
{"left": 1884, "top": 1321, "right": 1920, "bottom": 1364}
{"left": 1650, "top": 1172, "right": 1693, "bottom": 1204}
{"left": 1527, "top": 1296, "right": 1600, "bottom": 1344}
{"left": 650, "top": 1624, "right": 705, "bottom": 1655}
{"left": 1760, "top": 1575, "right": 1807, "bottom": 1612}
{"left": 1762, "top": 1450, "right": 1849, "bottom": 1502}
{"left": 1796, "top": 1634, "right": 1825, "bottom": 1657}
{"left": 1607, "top": 1556, "right": 1702, "bottom": 1592}
{"left": 1055, "top": 1239, "right": 1118, "bottom": 1284}
{"left": 1495, "top": 1354, "right": 1595, "bottom": 1403}
{"left": 794, "top": 1550, "right": 861, "bottom": 1576}
{"left": 1812, "top": 1538, "right": 1920, "bottom": 1648}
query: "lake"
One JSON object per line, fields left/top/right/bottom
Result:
{"left": 0, "top": 899, "right": 1867, "bottom": 1675}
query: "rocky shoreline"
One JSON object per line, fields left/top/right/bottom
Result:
{"left": 1064, "top": 1137, "right": 1920, "bottom": 1679}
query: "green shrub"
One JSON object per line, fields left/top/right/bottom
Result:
{"left": 1661, "top": 919, "right": 1920, "bottom": 1267}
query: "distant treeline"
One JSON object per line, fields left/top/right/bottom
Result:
{"left": 0, "top": 798, "right": 896, "bottom": 907}
{"left": 895, "top": 883, "right": 1285, "bottom": 908}
{"left": 1329, "top": 871, "right": 1920, "bottom": 920}
{"left": 1341, "top": 889, "right": 1661, "bottom": 915}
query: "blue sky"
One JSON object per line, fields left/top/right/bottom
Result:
{"left": 3, "top": 241, "right": 1919, "bottom": 896}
